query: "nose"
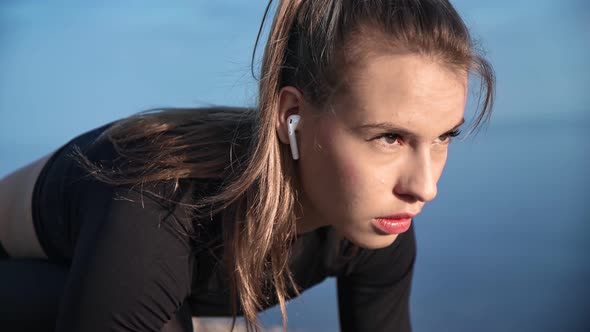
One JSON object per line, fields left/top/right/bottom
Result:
{"left": 394, "top": 148, "right": 438, "bottom": 203}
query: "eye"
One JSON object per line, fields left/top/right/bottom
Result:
{"left": 438, "top": 129, "right": 461, "bottom": 143}
{"left": 374, "top": 133, "right": 403, "bottom": 146}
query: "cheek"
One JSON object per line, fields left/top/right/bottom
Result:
{"left": 300, "top": 125, "right": 387, "bottom": 215}
{"left": 331, "top": 154, "right": 365, "bottom": 208}
{"left": 300, "top": 132, "right": 354, "bottom": 196}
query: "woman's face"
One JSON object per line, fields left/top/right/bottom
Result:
{"left": 295, "top": 53, "right": 468, "bottom": 249}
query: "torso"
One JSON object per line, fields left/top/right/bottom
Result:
{"left": 30, "top": 120, "right": 416, "bottom": 324}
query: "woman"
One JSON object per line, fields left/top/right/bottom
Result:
{"left": 0, "top": 0, "right": 494, "bottom": 331}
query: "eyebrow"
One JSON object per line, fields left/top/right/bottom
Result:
{"left": 353, "top": 118, "right": 465, "bottom": 138}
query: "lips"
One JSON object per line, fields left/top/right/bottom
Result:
{"left": 371, "top": 213, "right": 415, "bottom": 235}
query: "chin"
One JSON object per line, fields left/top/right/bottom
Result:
{"left": 344, "top": 232, "right": 400, "bottom": 250}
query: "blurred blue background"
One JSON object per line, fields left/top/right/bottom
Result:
{"left": 1, "top": 0, "right": 589, "bottom": 331}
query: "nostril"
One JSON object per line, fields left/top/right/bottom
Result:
{"left": 394, "top": 191, "right": 420, "bottom": 204}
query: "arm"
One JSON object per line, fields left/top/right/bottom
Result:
{"left": 30, "top": 124, "right": 196, "bottom": 331}
{"left": 337, "top": 225, "right": 416, "bottom": 332}
{"left": 54, "top": 184, "right": 196, "bottom": 332}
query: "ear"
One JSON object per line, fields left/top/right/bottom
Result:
{"left": 276, "top": 86, "right": 306, "bottom": 145}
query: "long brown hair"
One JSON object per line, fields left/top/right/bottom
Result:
{"left": 73, "top": 1, "right": 495, "bottom": 330}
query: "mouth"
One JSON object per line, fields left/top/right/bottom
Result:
{"left": 371, "top": 213, "right": 416, "bottom": 235}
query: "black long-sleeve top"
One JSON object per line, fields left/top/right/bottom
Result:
{"left": 31, "top": 121, "right": 416, "bottom": 331}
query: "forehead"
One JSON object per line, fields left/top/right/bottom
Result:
{"left": 334, "top": 53, "right": 467, "bottom": 134}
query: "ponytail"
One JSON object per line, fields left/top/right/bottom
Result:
{"left": 218, "top": 0, "right": 305, "bottom": 330}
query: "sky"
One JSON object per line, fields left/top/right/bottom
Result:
{"left": 0, "top": 0, "right": 589, "bottom": 159}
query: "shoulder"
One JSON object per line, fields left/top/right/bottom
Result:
{"left": 33, "top": 121, "right": 122, "bottom": 222}
{"left": 34, "top": 121, "right": 117, "bottom": 190}
{"left": 35, "top": 120, "right": 220, "bottom": 235}
{"left": 37, "top": 120, "right": 194, "bottom": 201}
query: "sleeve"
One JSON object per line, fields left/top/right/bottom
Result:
{"left": 55, "top": 184, "right": 196, "bottom": 332}
{"left": 33, "top": 124, "right": 196, "bottom": 332}
{"left": 336, "top": 224, "right": 416, "bottom": 332}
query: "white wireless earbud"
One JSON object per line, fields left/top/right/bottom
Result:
{"left": 287, "top": 114, "right": 301, "bottom": 160}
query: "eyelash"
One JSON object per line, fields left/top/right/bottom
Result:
{"left": 374, "top": 133, "right": 403, "bottom": 146}
{"left": 373, "top": 129, "right": 462, "bottom": 146}
{"left": 439, "top": 129, "right": 462, "bottom": 142}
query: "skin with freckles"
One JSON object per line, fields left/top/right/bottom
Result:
{"left": 277, "top": 52, "right": 467, "bottom": 249}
